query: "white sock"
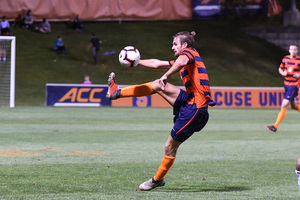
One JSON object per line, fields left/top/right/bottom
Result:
{"left": 296, "top": 170, "right": 300, "bottom": 191}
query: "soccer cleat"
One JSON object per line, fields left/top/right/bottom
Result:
{"left": 106, "top": 72, "right": 120, "bottom": 100}
{"left": 137, "top": 178, "right": 165, "bottom": 191}
{"left": 266, "top": 125, "right": 277, "bottom": 132}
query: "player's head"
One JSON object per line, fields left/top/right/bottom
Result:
{"left": 174, "top": 31, "right": 195, "bottom": 47}
{"left": 172, "top": 31, "right": 196, "bottom": 57}
{"left": 289, "top": 44, "right": 298, "bottom": 57}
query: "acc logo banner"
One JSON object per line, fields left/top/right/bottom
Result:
{"left": 46, "top": 84, "right": 110, "bottom": 106}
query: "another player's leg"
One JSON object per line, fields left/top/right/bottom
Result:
{"left": 291, "top": 100, "right": 300, "bottom": 112}
{"left": 266, "top": 125, "right": 277, "bottom": 132}
{"left": 267, "top": 99, "right": 289, "bottom": 132}
{"left": 295, "top": 158, "right": 300, "bottom": 191}
{"left": 266, "top": 107, "right": 287, "bottom": 132}
{"left": 274, "top": 107, "right": 286, "bottom": 129}
{"left": 296, "top": 105, "right": 300, "bottom": 112}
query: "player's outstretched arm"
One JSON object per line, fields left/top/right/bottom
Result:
{"left": 139, "top": 59, "right": 170, "bottom": 69}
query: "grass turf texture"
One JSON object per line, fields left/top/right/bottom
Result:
{"left": 0, "top": 106, "right": 300, "bottom": 199}
{"left": 13, "top": 20, "right": 286, "bottom": 106}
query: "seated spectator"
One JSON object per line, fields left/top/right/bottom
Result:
{"left": 36, "top": 17, "right": 51, "bottom": 33}
{"left": 13, "top": 14, "right": 23, "bottom": 27}
{"left": 54, "top": 36, "right": 67, "bottom": 54}
{"left": 22, "top": 9, "right": 34, "bottom": 30}
{"left": 73, "top": 15, "right": 85, "bottom": 31}
{"left": 0, "top": 16, "right": 10, "bottom": 35}
{"left": 0, "top": 47, "right": 7, "bottom": 62}
{"left": 82, "top": 75, "right": 92, "bottom": 84}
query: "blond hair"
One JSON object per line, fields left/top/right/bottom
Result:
{"left": 173, "top": 31, "right": 196, "bottom": 47}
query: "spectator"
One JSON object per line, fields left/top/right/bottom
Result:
{"left": 0, "top": 47, "right": 7, "bottom": 62}
{"left": 54, "top": 36, "right": 67, "bottom": 54}
{"left": 36, "top": 17, "right": 51, "bottom": 33}
{"left": 73, "top": 15, "right": 85, "bottom": 31}
{"left": 82, "top": 75, "right": 92, "bottom": 84}
{"left": 22, "top": 9, "right": 34, "bottom": 30}
{"left": 88, "top": 33, "right": 102, "bottom": 65}
{"left": 13, "top": 14, "right": 23, "bottom": 28}
{"left": 0, "top": 16, "right": 10, "bottom": 35}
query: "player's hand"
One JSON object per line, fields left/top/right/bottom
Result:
{"left": 293, "top": 73, "right": 300, "bottom": 78}
{"left": 159, "top": 75, "right": 168, "bottom": 90}
{"left": 281, "top": 70, "right": 287, "bottom": 77}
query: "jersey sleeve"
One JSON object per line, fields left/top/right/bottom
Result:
{"left": 180, "top": 49, "right": 194, "bottom": 64}
{"left": 169, "top": 48, "right": 197, "bottom": 67}
{"left": 169, "top": 59, "right": 175, "bottom": 66}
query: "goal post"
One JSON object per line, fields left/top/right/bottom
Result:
{"left": 0, "top": 36, "right": 16, "bottom": 108}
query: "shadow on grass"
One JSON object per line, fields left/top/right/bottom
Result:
{"left": 158, "top": 185, "right": 251, "bottom": 193}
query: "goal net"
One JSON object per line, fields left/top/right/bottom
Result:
{"left": 0, "top": 36, "right": 15, "bottom": 107}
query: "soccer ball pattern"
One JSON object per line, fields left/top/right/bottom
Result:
{"left": 119, "top": 46, "right": 140, "bottom": 68}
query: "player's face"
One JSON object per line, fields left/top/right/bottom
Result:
{"left": 289, "top": 45, "right": 298, "bottom": 57}
{"left": 172, "top": 37, "right": 186, "bottom": 57}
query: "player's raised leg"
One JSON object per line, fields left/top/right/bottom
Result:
{"left": 150, "top": 79, "right": 180, "bottom": 107}
{"left": 106, "top": 72, "right": 180, "bottom": 106}
{"left": 106, "top": 72, "right": 154, "bottom": 100}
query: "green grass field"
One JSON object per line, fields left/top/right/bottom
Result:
{"left": 1, "top": 106, "right": 300, "bottom": 199}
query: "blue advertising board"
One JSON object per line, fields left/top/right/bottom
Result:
{"left": 46, "top": 84, "right": 111, "bottom": 106}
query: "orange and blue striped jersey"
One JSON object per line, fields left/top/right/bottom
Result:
{"left": 169, "top": 47, "right": 213, "bottom": 108}
{"left": 280, "top": 55, "right": 300, "bottom": 87}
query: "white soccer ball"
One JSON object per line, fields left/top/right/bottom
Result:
{"left": 119, "top": 46, "right": 140, "bottom": 68}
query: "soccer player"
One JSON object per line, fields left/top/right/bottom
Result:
{"left": 267, "top": 44, "right": 300, "bottom": 132}
{"left": 106, "top": 31, "right": 215, "bottom": 191}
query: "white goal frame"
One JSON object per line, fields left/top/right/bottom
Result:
{"left": 0, "top": 36, "right": 16, "bottom": 108}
